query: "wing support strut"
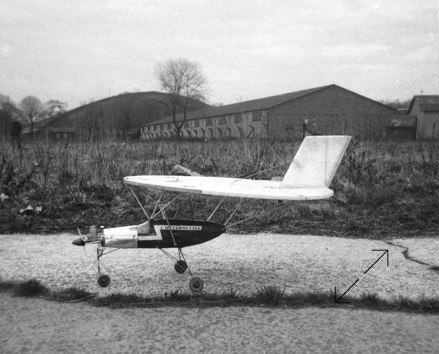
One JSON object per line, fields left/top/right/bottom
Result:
{"left": 151, "top": 192, "right": 164, "bottom": 219}
{"left": 152, "top": 192, "right": 181, "bottom": 247}
{"left": 225, "top": 198, "right": 243, "bottom": 226}
{"left": 207, "top": 197, "right": 226, "bottom": 221}
{"left": 150, "top": 194, "right": 181, "bottom": 220}
{"left": 163, "top": 208, "right": 178, "bottom": 247}
{"left": 128, "top": 186, "right": 150, "bottom": 221}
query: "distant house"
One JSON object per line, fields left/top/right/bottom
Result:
{"left": 141, "top": 84, "right": 396, "bottom": 140}
{"left": 386, "top": 116, "right": 417, "bottom": 140}
{"left": 22, "top": 117, "right": 76, "bottom": 141}
{"left": 45, "top": 126, "right": 76, "bottom": 140}
{"left": 408, "top": 96, "right": 439, "bottom": 140}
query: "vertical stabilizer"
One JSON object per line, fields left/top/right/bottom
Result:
{"left": 280, "top": 136, "right": 351, "bottom": 189}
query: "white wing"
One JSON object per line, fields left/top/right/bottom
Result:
{"left": 124, "top": 136, "right": 351, "bottom": 201}
{"left": 124, "top": 175, "right": 333, "bottom": 200}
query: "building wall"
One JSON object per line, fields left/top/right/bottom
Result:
{"left": 142, "top": 110, "right": 269, "bottom": 139}
{"left": 409, "top": 96, "right": 439, "bottom": 140}
{"left": 141, "top": 86, "right": 395, "bottom": 140}
{"left": 267, "top": 86, "right": 395, "bottom": 140}
{"left": 417, "top": 113, "right": 439, "bottom": 139}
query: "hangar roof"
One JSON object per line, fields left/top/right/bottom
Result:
{"left": 147, "top": 85, "right": 333, "bottom": 126}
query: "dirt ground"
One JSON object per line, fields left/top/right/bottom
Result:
{"left": 0, "top": 233, "right": 438, "bottom": 353}
{"left": 2, "top": 293, "right": 439, "bottom": 354}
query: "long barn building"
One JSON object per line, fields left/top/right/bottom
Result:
{"left": 141, "top": 84, "right": 396, "bottom": 140}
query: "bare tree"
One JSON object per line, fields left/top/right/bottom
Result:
{"left": 155, "top": 58, "right": 208, "bottom": 137}
{"left": 19, "top": 95, "right": 44, "bottom": 138}
{"left": 81, "top": 104, "right": 104, "bottom": 141}
{"left": 44, "top": 100, "right": 67, "bottom": 120}
{"left": 379, "top": 99, "right": 412, "bottom": 109}
{"left": 113, "top": 100, "right": 135, "bottom": 140}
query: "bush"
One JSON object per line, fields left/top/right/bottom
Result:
{"left": 13, "top": 279, "right": 48, "bottom": 297}
{"left": 255, "top": 285, "right": 286, "bottom": 306}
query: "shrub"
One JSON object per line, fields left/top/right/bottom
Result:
{"left": 13, "top": 279, "right": 48, "bottom": 297}
{"left": 255, "top": 285, "right": 286, "bottom": 306}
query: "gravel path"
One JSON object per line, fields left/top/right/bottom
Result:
{"left": 0, "top": 234, "right": 438, "bottom": 299}
{"left": 0, "top": 233, "right": 438, "bottom": 353}
{"left": 1, "top": 294, "right": 439, "bottom": 354}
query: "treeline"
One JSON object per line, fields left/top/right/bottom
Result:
{"left": 0, "top": 92, "right": 210, "bottom": 143}
{"left": 0, "top": 94, "right": 67, "bottom": 142}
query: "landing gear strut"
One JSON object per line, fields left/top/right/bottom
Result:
{"left": 97, "top": 244, "right": 111, "bottom": 287}
{"left": 160, "top": 247, "right": 204, "bottom": 292}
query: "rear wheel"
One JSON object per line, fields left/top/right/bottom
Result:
{"left": 189, "top": 277, "right": 204, "bottom": 292}
{"left": 174, "top": 260, "right": 188, "bottom": 274}
{"left": 98, "top": 274, "right": 111, "bottom": 287}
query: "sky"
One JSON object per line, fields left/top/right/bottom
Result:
{"left": 1, "top": 0, "right": 438, "bottom": 109}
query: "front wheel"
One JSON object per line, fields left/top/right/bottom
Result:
{"left": 189, "top": 277, "right": 204, "bottom": 292}
{"left": 97, "top": 274, "right": 111, "bottom": 287}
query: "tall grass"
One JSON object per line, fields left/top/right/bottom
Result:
{"left": 1, "top": 138, "right": 438, "bottom": 236}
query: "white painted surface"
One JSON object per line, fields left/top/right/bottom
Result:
{"left": 103, "top": 226, "right": 138, "bottom": 248}
{"left": 124, "top": 175, "right": 333, "bottom": 200}
{"left": 281, "top": 135, "right": 351, "bottom": 188}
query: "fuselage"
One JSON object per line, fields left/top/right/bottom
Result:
{"left": 102, "top": 219, "right": 226, "bottom": 249}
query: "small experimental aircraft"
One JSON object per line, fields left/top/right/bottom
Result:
{"left": 73, "top": 135, "right": 351, "bottom": 292}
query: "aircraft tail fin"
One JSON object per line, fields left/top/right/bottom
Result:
{"left": 280, "top": 136, "right": 351, "bottom": 189}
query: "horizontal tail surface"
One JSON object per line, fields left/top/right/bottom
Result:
{"left": 280, "top": 136, "right": 351, "bottom": 189}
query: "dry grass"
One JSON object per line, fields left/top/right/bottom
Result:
{"left": 1, "top": 138, "right": 439, "bottom": 237}
{"left": 2, "top": 279, "right": 438, "bottom": 313}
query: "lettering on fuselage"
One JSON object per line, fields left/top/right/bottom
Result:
{"left": 159, "top": 225, "right": 203, "bottom": 231}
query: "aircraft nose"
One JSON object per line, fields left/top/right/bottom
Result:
{"left": 72, "top": 237, "right": 85, "bottom": 246}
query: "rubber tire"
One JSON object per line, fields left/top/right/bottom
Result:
{"left": 98, "top": 274, "right": 111, "bottom": 287}
{"left": 174, "top": 260, "right": 188, "bottom": 274}
{"left": 189, "top": 277, "right": 204, "bottom": 292}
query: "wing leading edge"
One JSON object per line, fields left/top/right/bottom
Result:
{"left": 124, "top": 136, "right": 351, "bottom": 201}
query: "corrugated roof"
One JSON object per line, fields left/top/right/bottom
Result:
{"left": 408, "top": 95, "right": 439, "bottom": 114}
{"left": 147, "top": 85, "right": 334, "bottom": 125}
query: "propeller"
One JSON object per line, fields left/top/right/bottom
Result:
{"left": 72, "top": 226, "right": 101, "bottom": 246}
{"left": 72, "top": 228, "right": 90, "bottom": 259}
{"left": 72, "top": 226, "right": 105, "bottom": 248}
{"left": 72, "top": 227, "right": 89, "bottom": 246}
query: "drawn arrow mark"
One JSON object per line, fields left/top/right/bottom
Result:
{"left": 334, "top": 279, "right": 359, "bottom": 303}
{"left": 334, "top": 249, "right": 389, "bottom": 304}
{"left": 364, "top": 249, "right": 389, "bottom": 275}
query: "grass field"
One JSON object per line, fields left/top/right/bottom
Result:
{"left": 1, "top": 138, "right": 438, "bottom": 237}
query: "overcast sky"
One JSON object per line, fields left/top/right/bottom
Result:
{"left": 1, "top": 0, "right": 438, "bottom": 109}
